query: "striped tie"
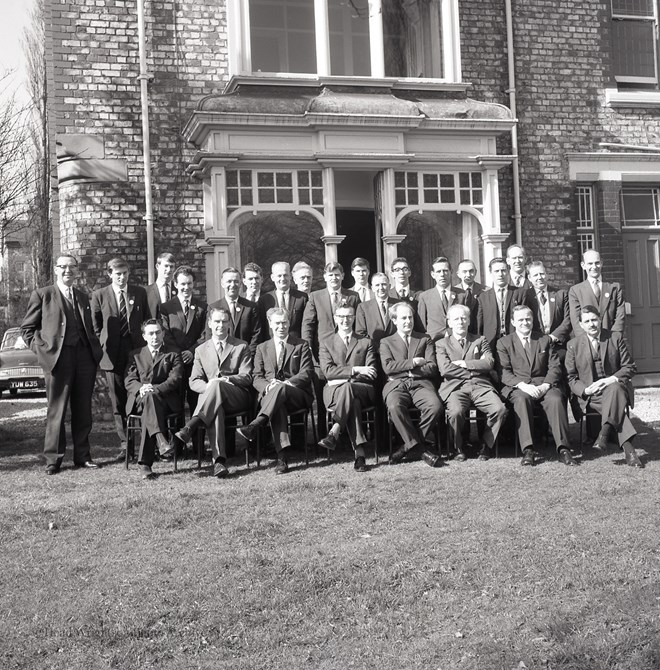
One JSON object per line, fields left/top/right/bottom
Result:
{"left": 119, "top": 291, "right": 130, "bottom": 338}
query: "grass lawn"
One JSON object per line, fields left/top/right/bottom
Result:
{"left": 1, "top": 396, "right": 659, "bottom": 670}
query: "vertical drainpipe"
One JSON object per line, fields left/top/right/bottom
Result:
{"left": 505, "top": 0, "right": 522, "bottom": 245}
{"left": 137, "top": 0, "right": 155, "bottom": 284}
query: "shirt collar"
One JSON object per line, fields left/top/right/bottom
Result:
{"left": 57, "top": 281, "right": 73, "bottom": 296}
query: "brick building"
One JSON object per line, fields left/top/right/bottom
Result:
{"left": 45, "top": 0, "right": 660, "bottom": 373}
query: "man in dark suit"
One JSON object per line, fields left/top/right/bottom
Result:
{"left": 124, "top": 319, "right": 183, "bottom": 478}
{"left": 145, "top": 251, "right": 176, "bottom": 319}
{"left": 173, "top": 307, "right": 254, "bottom": 478}
{"left": 522, "top": 261, "right": 571, "bottom": 349}
{"left": 418, "top": 256, "right": 466, "bottom": 342}
{"left": 497, "top": 305, "right": 574, "bottom": 467}
{"left": 566, "top": 305, "right": 642, "bottom": 467}
{"left": 349, "top": 257, "right": 373, "bottom": 302}
{"left": 258, "top": 261, "right": 308, "bottom": 339}
{"left": 568, "top": 249, "right": 625, "bottom": 335}
{"left": 292, "top": 261, "right": 313, "bottom": 295}
{"left": 506, "top": 244, "right": 533, "bottom": 289}
{"left": 455, "top": 258, "right": 486, "bottom": 333}
{"left": 20, "top": 255, "right": 104, "bottom": 475}
{"left": 355, "top": 272, "right": 397, "bottom": 348}
{"left": 379, "top": 302, "right": 443, "bottom": 466}
{"left": 436, "top": 304, "right": 507, "bottom": 461}
{"left": 160, "top": 265, "right": 207, "bottom": 418}
{"left": 91, "top": 257, "right": 150, "bottom": 458}
{"left": 302, "top": 261, "right": 360, "bottom": 359}
{"left": 209, "top": 267, "right": 262, "bottom": 358}
{"left": 237, "top": 307, "right": 314, "bottom": 475}
{"left": 477, "top": 257, "right": 526, "bottom": 352}
{"left": 318, "top": 304, "right": 377, "bottom": 472}
{"left": 388, "top": 256, "right": 424, "bottom": 332}
{"left": 242, "top": 262, "right": 263, "bottom": 304}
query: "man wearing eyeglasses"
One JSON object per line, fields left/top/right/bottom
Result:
{"left": 388, "top": 257, "right": 424, "bottom": 332}
{"left": 21, "top": 256, "right": 104, "bottom": 475}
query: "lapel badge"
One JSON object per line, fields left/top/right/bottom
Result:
{"left": 190, "top": 304, "right": 196, "bottom": 310}
{"left": 604, "top": 292, "right": 610, "bottom": 299}
{"left": 550, "top": 297, "right": 555, "bottom": 303}
{"left": 129, "top": 299, "right": 135, "bottom": 306}
{"left": 450, "top": 293, "right": 455, "bottom": 301}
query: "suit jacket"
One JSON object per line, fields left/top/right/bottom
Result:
{"left": 209, "top": 296, "right": 262, "bottom": 357}
{"left": 522, "top": 286, "right": 571, "bottom": 342}
{"left": 417, "top": 286, "right": 466, "bottom": 341}
{"left": 568, "top": 279, "right": 625, "bottom": 334}
{"left": 20, "top": 285, "right": 103, "bottom": 373}
{"left": 252, "top": 336, "right": 314, "bottom": 397}
{"left": 387, "top": 287, "right": 425, "bottom": 332}
{"left": 509, "top": 274, "right": 533, "bottom": 290}
{"left": 189, "top": 336, "right": 253, "bottom": 394}
{"left": 160, "top": 296, "right": 207, "bottom": 359}
{"left": 301, "top": 288, "right": 360, "bottom": 356}
{"left": 319, "top": 333, "right": 377, "bottom": 382}
{"left": 91, "top": 284, "right": 150, "bottom": 371}
{"left": 379, "top": 331, "right": 438, "bottom": 398}
{"left": 496, "top": 332, "right": 563, "bottom": 399}
{"left": 124, "top": 344, "right": 183, "bottom": 415}
{"left": 355, "top": 297, "right": 397, "bottom": 346}
{"left": 436, "top": 333, "right": 497, "bottom": 402}
{"left": 257, "top": 288, "right": 308, "bottom": 339}
{"left": 455, "top": 282, "right": 486, "bottom": 333}
{"left": 565, "top": 330, "right": 635, "bottom": 409}
{"left": 476, "top": 285, "right": 526, "bottom": 350}
{"left": 146, "top": 282, "right": 177, "bottom": 319}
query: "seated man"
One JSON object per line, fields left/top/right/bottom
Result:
{"left": 496, "top": 305, "right": 574, "bottom": 467}
{"left": 379, "top": 302, "right": 443, "bottom": 466}
{"left": 237, "top": 307, "right": 314, "bottom": 475}
{"left": 124, "top": 319, "right": 183, "bottom": 479}
{"left": 566, "top": 305, "right": 642, "bottom": 468}
{"left": 436, "top": 304, "right": 507, "bottom": 461}
{"left": 318, "top": 304, "right": 377, "bottom": 472}
{"left": 173, "top": 308, "right": 254, "bottom": 478}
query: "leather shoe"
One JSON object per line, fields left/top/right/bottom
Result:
{"left": 478, "top": 445, "right": 490, "bottom": 462}
{"left": 354, "top": 456, "right": 368, "bottom": 472}
{"left": 318, "top": 434, "right": 338, "bottom": 451}
{"left": 159, "top": 440, "right": 176, "bottom": 459}
{"left": 422, "top": 450, "right": 442, "bottom": 467}
{"left": 592, "top": 425, "right": 612, "bottom": 453}
{"left": 274, "top": 457, "right": 289, "bottom": 475}
{"left": 237, "top": 425, "right": 257, "bottom": 444}
{"left": 174, "top": 426, "right": 192, "bottom": 445}
{"left": 558, "top": 448, "right": 577, "bottom": 466}
{"left": 213, "top": 461, "right": 229, "bottom": 478}
{"left": 75, "top": 460, "right": 99, "bottom": 469}
{"left": 389, "top": 445, "right": 408, "bottom": 465}
{"left": 139, "top": 464, "right": 155, "bottom": 479}
{"left": 521, "top": 448, "right": 535, "bottom": 466}
{"left": 623, "top": 444, "right": 644, "bottom": 468}
{"left": 45, "top": 464, "right": 60, "bottom": 476}
{"left": 454, "top": 450, "right": 467, "bottom": 462}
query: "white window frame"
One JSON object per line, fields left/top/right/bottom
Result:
{"left": 228, "top": 0, "right": 461, "bottom": 83}
{"left": 620, "top": 185, "right": 660, "bottom": 227}
{"left": 576, "top": 185, "right": 597, "bottom": 271}
{"left": 611, "top": 0, "right": 659, "bottom": 85}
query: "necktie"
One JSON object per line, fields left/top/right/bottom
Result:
{"left": 165, "top": 284, "right": 170, "bottom": 302}
{"left": 183, "top": 300, "right": 190, "bottom": 321}
{"left": 591, "top": 337, "right": 599, "bottom": 353}
{"left": 379, "top": 301, "right": 388, "bottom": 325}
{"left": 441, "top": 290, "right": 448, "bottom": 311}
{"left": 499, "top": 288, "right": 507, "bottom": 334}
{"left": 344, "top": 335, "right": 351, "bottom": 349}
{"left": 459, "top": 338, "right": 465, "bottom": 349}
{"left": 332, "top": 292, "right": 340, "bottom": 310}
{"left": 592, "top": 280, "right": 601, "bottom": 301}
{"left": 523, "top": 336, "right": 529, "bottom": 349}
{"left": 400, "top": 289, "right": 408, "bottom": 299}
{"left": 539, "top": 292, "right": 547, "bottom": 305}
{"left": 119, "top": 291, "right": 130, "bottom": 338}
{"left": 277, "top": 291, "right": 285, "bottom": 309}
{"left": 229, "top": 300, "right": 236, "bottom": 322}
{"left": 276, "top": 341, "right": 285, "bottom": 371}
{"left": 465, "top": 287, "right": 472, "bottom": 308}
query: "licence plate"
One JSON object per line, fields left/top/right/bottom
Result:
{"left": 9, "top": 380, "right": 39, "bottom": 389}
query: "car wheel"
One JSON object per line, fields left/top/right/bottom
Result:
{"left": 9, "top": 389, "right": 18, "bottom": 397}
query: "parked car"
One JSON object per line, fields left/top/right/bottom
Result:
{"left": 0, "top": 327, "right": 45, "bottom": 397}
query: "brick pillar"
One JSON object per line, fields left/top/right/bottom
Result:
{"left": 595, "top": 180, "right": 625, "bottom": 288}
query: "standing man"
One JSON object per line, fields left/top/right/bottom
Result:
{"left": 436, "top": 304, "right": 507, "bottom": 461}
{"left": 21, "top": 255, "right": 103, "bottom": 475}
{"left": 355, "top": 272, "right": 397, "bottom": 348}
{"left": 388, "top": 256, "right": 419, "bottom": 305}
{"left": 237, "top": 307, "right": 314, "bottom": 475}
{"left": 417, "top": 256, "right": 465, "bottom": 342}
{"left": 160, "top": 266, "right": 208, "bottom": 419}
{"left": 379, "top": 302, "right": 443, "bottom": 466}
{"left": 174, "top": 307, "right": 254, "bottom": 478}
{"left": 91, "top": 258, "right": 150, "bottom": 459}
{"left": 209, "top": 267, "right": 262, "bottom": 358}
{"left": 566, "top": 305, "right": 642, "bottom": 468}
{"left": 258, "top": 261, "right": 308, "bottom": 338}
{"left": 568, "top": 249, "right": 625, "bottom": 335}
{"left": 124, "top": 319, "right": 183, "bottom": 478}
{"left": 506, "top": 244, "right": 532, "bottom": 289}
{"left": 455, "top": 258, "right": 485, "bottom": 332}
{"left": 318, "top": 304, "right": 377, "bottom": 472}
{"left": 349, "top": 257, "right": 373, "bottom": 302}
{"left": 146, "top": 251, "right": 176, "bottom": 318}
{"left": 477, "top": 257, "right": 526, "bottom": 352}
{"left": 497, "top": 305, "right": 574, "bottom": 467}
{"left": 292, "top": 261, "right": 314, "bottom": 295}
{"left": 242, "top": 262, "right": 263, "bottom": 304}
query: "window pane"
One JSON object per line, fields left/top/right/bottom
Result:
{"left": 226, "top": 170, "right": 238, "bottom": 187}
{"left": 250, "top": 0, "right": 316, "bottom": 74}
{"left": 621, "top": 189, "right": 660, "bottom": 225}
{"left": 612, "top": 0, "right": 654, "bottom": 17}
{"left": 383, "top": 0, "right": 443, "bottom": 78}
{"left": 612, "top": 19, "right": 657, "bottom": 80}
{"left": 329, "top": 0, "right": 370, "bottom": 76}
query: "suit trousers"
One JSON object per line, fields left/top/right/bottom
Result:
{"left": 509, "top": 387, "right": 570, "bottom": 451}
{"left": 445, "top": 384, "right": 507, "bottom": 453}
{"left": 258, "top": 383, "right": 311, "bottom": 453}
{"left": 106, "top": 335, "right": 133, "bottom": 448}
{"left": 323, "top": 381, "right": 375, "bottom": 449}
{"left": 132, "top": 392, "right": 173, "bottom": 466}
{"left": 586, "top": 383, "right": 636, "bottom": 447}
{"left": 193, "top": 380, "right": 251, "bottom": 461}
{"left": 385, "top": 379, "right": 443, "bottom": 450}
{"left": 182, "top": 361, "right": 199, "bottom": 419}
{"left": 43, "top": 341, "right": 97, "bottom": 467}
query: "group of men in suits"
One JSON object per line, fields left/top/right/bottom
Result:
{"left": 19, "top": 244, "right": 643, "bottom": 477}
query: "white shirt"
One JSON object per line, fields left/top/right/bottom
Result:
{"left": 112, "top": 286, "right": 129, "bottom": 313}
{"left": 537, "top": 290, "right": 550, "bottom": 333}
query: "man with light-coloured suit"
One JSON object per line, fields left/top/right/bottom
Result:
{"left": 173, "top": 307, "right": 254, "bottom": 478}
{"left": 436, "top": 304, "right": 506, "bottom": 461}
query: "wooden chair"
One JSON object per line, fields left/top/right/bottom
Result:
{"left": 125, "top": 412, "right": 182, "bottom": 471}
{"left": 323, "top": 405, "right": 380, "bottom": 462}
